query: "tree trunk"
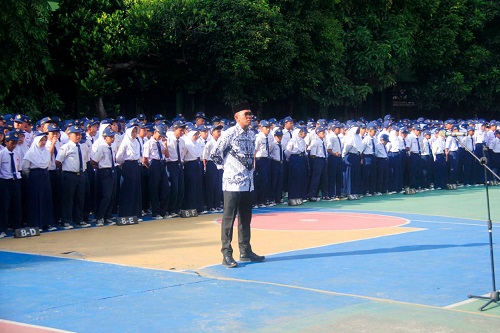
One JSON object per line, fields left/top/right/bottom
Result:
{"left": 95, "top": 96, "right": 107, "bottom": 119}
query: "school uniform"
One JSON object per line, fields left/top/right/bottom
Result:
{"left": 136, "top": 135, "right": 150, "bottom": 213}
{"left": 474, "top": 129, "right": 487, "bottom": 182}
{"left": 85, "top": 133, "right": 96, "bottom": 215}
{"left": 326, "top": 132, "right": 343, "bottom": 199}
{"left": 143, "top": 137, "right": 169, "bottom": 217}
{"left": 445, "top": 136, "right": 460, "bottom": 184}
{"left": 490, "top": 136, "right": 500, "bottom": 180}
{"left": 342, "top": 128, "right": 362, "bottom": 195}
{"left": 91, "top": 140, "right": 117, "bottom": 222}
{"left": 407, "top": 133, "right": 422, "bottom": 189}
{"left": 420, "top": 138, "right": 434, "bottom": 189}
{"left": 281, "top": 127, "right": 293, "bottom": 193}
{"left": 166, "top": 132, "right": 186, "bottom": 216}
{"left": 56, "top": 140, "right": 87, "bottom": 227}
{"left": 361, "top": 135, "right": 377, "bottom": 195}
{"left": 269, "top": 139, "right": 284, "bottom": 204}
{"left": 387, "top": 132, "right": 402, "bottom": 192}
{"left": 203, "top": 138, "right": 223, "bottom": 211}
{"left": 0, "top": 147, "right": 23, "bottom": 233}
{"left": 254, "top": 131, "right": 272, "bottom": 206}
{"left": 400, "top": 135, "right": 410, "bottom": 187}
{"left": 461, "top": 134, "right": 477, "bottom": 186}
{"left": 286, "top": 134, "right": 307, "bottom": 200}
{"left": 80, "top": 138, "right": 92, "bottom": 222}
{"left": 22, "top": 135, "right": 53, "bottom": 230}
{"left": 182, "top": 133, "right": 204, "bottom": 213}
{"left": 432, "top": 137, "right": 447, "bottom": 189}
{"left": 46, "top": 138, "right": 63, "bottom": 226}
{"left": 116, "top": 127, "right": 142, "bottom": 218}
{"left": 374, "top": 142, "right": 389, "bottom": 194}
{"left": 308, "top": 136, "right": 329, "bottom": 199}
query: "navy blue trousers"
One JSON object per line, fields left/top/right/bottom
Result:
{"left": 269, "top": 160, "right": 283, "bottom": 203}
{"left": 167, "top": 162, "right": 184, "bottom": 214}
{"left": 0, "top": 179, "right": 22, "bottom": 231}
{"left": 61, "top": 172, "right": 85, "bottom": 224}
{"left": 388, "top": 152, "right": 402, "bottom": 192}
{"left": 28, "top": 169, "right": 53, "bottom": 229}
{"left": 288, "top": 154, "right": 307, "bottom": 200}
{"left": 447, "top": 151, "right": 459, "bottom": 184}
{"left": 205, "top": 161, "right": 223, "bottom": 210}
{"left": 434, "top": 154, "right": 446, "bottom": 189}
{"left": 255, "top": 158, "right": 270, "bottom": 205}
{"left": 401, "top": 152, "right": 410, "bottom": 187}
{"left": 376, "top": 158, "right": 389, "bottom": 194}
{"left": 49, "top": 170, "right": 62, "bottom": 225}
{"left": 308, "top": 157, "right": 328, "bottom": 198}
{"left": 140, "top": 165, "right": 150, "bottom": 211}
{"left": 462, "top": 151, "right": 476, "bottom": 185}
{"left": 95, "top": 168, "right": 117, "bottom": 220}
{"left": 183, "top": 159, "right": 204, "bottom": 212}
{"left": 343, "top": 153, "right": 361, "bottom": 195}
{"left": 119, "top": 161, "right": 142, "bottom": 217}
{"left": 327, "top": 155, "right": 342, "bottom": 197}
{"left": 420, "top": 155, "right": 433, "bottom": 189}
{"left": 409, "top": 153, "right": 422, "bottom": 189}
{"left": 361, "top": 155, "right": 376, "bottom": 194}
{"left": 149, "top": 160, "right": 169, "bottom": 216}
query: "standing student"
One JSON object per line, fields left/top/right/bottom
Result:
{"left": 374, "top": 134, "right": 390, "bottom": 195}
{"left": 490, "top": 130, "right": 500, "bottom": 183}
{"left": 137, "top": 123, "right": 150, "bottom": 215}
{"left": 166, "top": 121, "right": 187, "bottom": 217}
{"left": 326, "top": 123, "right": 343, "bottom": 200}
{"left": 55, "top": 126, "right": 90, "bottom": 229}
{"left": 90, "top": 127, "right": 118, "bottom": 227}
{"left": 46, "top": 123, "right": 63, "bottom": 227}
{"left": 407, "top": 127, "right": 423, "bottom": 190}
{"left": 361, "top": 123, "right": 377, "bottom": 196}
{"left": 142, "top": 125, "right": 170, "bottom": 219}
{"left": 421, "top": 131, "right": 434, "bottom": 190}
{"left": 116, "top": 120, "right": 142, "bottom": 219}
{"left": 0, "top": 131, "right": 23, "bottom": 238}
{"left": 432, "top": 130, "right": 447, "bottom": 190}
{"left": 211, "top": 101, "right": 265, "bottom": 268}
{"left": 387, "top": 128, "right": 402, "bottom": 194}
{"left": 286, "top": 127, "right": 308, "bottom": 201}
{"left": 307, "top": 126, "right": 330, "bottom": 201}
{"left": 254, "top": 120, "right": 272, "bottom": 207}
{"left": 22, "top": 133, "right": 54, "bottom": 231}
{"left": 269, "top": 128, "right": 284, "bottom": 205}
{"left": 203, "top": 125, "right": 224, "bottom": 212}
{"left": 183, "top": 128, "right": 205, "bottom": 213}
{"left": 342, "top": 126, "right": 363, "bottom": 196}
{"left": 461, "top": 126, "right": 477, "bottom": 186}
{"left": 84, "top": 120, "right": 97, "bottom": 216}
{"left": 445, "top": 126, "right": 460, "bottom": 185}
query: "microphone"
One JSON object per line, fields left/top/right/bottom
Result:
{"left": 445, "top": 131, "right": 467, "bottom": 137}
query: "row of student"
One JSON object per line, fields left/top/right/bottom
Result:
{"left": 1, "top": 113, "right": 500, "bottom": 238}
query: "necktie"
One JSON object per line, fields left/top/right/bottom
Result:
{"left": 91, "top": 137, "right": 94, "bottom": 144}
{"left": 403, "top": 138, "right": 407, "bottom": 148}
{"left": 136, "top": 137, "right": 142, "bottom": 157}
{"left": 471, "top": 136, "right": 474, "bottom": 150}
{"left": 265, "top": 137, "right": 269, "bottom": 156}
{"left": 76, "top": 144, "right": 83, "bottom": 173}
{"left": 54, "top": 145, "right": 58, "bottom": 159}
{"left": 428, "top": 141, "right": 433, "bottom": 158}
{"left": 322, "top": 141, "right": 326, "bottom": 157}
{"left": 156, "top": 141, "right": 163, "bottom": 160}
{"left": 176, "top": 139, "right": 181, "bottom": 165}
{"left": 338, "top": 137, "right": 342, "bottom": 152}
{"left": 289, "top": 131, "right": 292, "bottom": 138}
{"left": 109, "top": 146, "right": 115, "bottom": 169}
{"left": 416, "top": 137, "right": 421, "bottom": 154}
{"left": 278, "top": 143, "right": 282, "bottom": 162}
{"left": 10, "top": 152, "right": 17, "bottom": 180}
{"left": 371, "top": 138, "right": 375, "bottom": 154}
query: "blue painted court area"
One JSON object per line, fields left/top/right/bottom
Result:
{"left": 1, "top": 209, "right": 500, "bottom": 332}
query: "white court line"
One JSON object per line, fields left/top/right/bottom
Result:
{"left": 411, "top": 219, "right": 500, "bottom": 228}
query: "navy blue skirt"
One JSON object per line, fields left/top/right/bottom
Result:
{"left": 28, "top": 168, "right": 53, "bottom": 228}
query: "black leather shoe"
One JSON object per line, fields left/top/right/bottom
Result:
{"left": 240, "top": 252, "right": 265, "bottom": 262}
{"left": 222, "top": 256, "right": 238, "bottom": 268}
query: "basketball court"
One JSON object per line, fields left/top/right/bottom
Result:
{"left": 1, "top": 186, "right": 500, "bottom": 332}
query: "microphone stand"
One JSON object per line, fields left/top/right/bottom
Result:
{"left": 451, "top": 135, "right": 500, "bottom": 311}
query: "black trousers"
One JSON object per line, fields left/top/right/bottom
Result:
{"left": 149, "top": 160, "right": 169, "bottom": 216}
{"left": 61, "top": 172, "right": 85, "bottom": 224}
{"left": 221, "top": 191, "right": 253, "bottom": 257}
{"left": 119, "top": 161, "right": 142, "bottom": 217}
{"left": 0, "top": 179, "right": 22, "bottom": 231}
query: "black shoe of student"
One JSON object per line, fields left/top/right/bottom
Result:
{"left": 222, "top": 255, "right": 238, "bottom": 268}
{"left": 240, "top": 252, "right": 265, "bottom": 262}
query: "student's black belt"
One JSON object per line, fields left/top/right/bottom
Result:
{"left": 63, "top": 171, "right": 83, "bottom": 176}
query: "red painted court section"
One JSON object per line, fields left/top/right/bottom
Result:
{"left": 0, "top": 320, "right": 73, "bottom": 333}
{"left": 217, "top": 212, "right": 409, "bottom": 231}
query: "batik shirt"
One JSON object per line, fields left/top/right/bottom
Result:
{"left": 211, "top": 124, "right": 255, "bottom": 192}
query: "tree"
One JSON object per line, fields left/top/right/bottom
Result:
{"left": 0, "top": 0, "right": 62, "bottom": 118}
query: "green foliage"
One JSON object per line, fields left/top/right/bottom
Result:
{"left": 0, "top": 0, "right": 63, "bottom": 117}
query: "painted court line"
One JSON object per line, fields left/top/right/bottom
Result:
{"left": 411, "top": 219, "right": 500, "bottom": 228}
{"left": 0, "top": 319, "right": 74, "bottom": 333}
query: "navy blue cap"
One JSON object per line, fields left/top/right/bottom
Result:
{"left": 13, "top": 128, "right": 25, "bottom": 135}
{"left": 79, "top": 136, "right": 87, "bottom": 144}
{"left": 136, "top": 114, "right": 147, "bottom": 121}
{"left": 423, "top": 131, "right": 431, "bottom": 136}
{"left": 283, "top": 116, "right": 294, "bottom": 123}
{"left": 139, "top": 122, "right": 149, "bottom": 129}
{"left": 467, "top": 126, "right": 475, "bottom": 131}
{"left": 84, "top": 120, "right": 96, "bottom": 128}
{"left": 40, "top": 117, "right": 57, "bottom": 125}
{"left": 154, "top": 125, "right": 167, "bottom": 136}
{"left": 259, "top": 120, "right": 270, "bottom": 127}
{"left": 116, "top": 115, "right": 126, "bottom": 122}
{"left": 195, "top": 111, "right": 208, "bottom": 120}
{"left": 197, "top": 124, "right": 209, "bottom": 131}
{"left": 67, "top": 125, "right": 83, "bottom": 134}
{"left": 383, "top": 120, "right": 392, "bottom": 128}
{"left": 47, "top": 123, "right": 60, "bottom": 132}
{"left": 317, "top": 119, "right": 327, "bottom": 126}
{"left": 126, "top": 118, "right": 140, "bottom": 128}
{"left": 274, "top": 128, "right": 283, "bottom": 136}
{"left": 269, "top": 118, "right": 277, "bottom": 124}
{"left": 5, "top": 130, "right": 20, "bottom": 141}
{"left": 154, "top": 114, "right": 165, "bottom": 121}
{"left": 173, "top": 120, "right": 187, "bottom": 128}
{"left": 380, "top": 134, "right": 390, "bottom": 142}
{"left": 401, "top": 129, "right": 409, "bottom": 134}
{"left": 495, "top": 130, "right": 500, "bottom": 135}
{"left": 211, "top": 116, "right": 221, "bottom": 123}
{"left": 211, "top": 125, "right": 223, "bottom": 132}
{"left": 298, "top": 126, "right": 308, "bottom": 133}
{"left": 315, "top": 126, "right": 326, "bottom": 134}
{"left": 102, "top": 128, "right": 116, "bottom": 137}
{"left": 14, "top": 114, "right": 26, "bottom": 123}
{"left": 384, "top": 114, "right": 394, "bottom": 121}
{"left": 367, "top": 123, "right": 377, "bottom": 131}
